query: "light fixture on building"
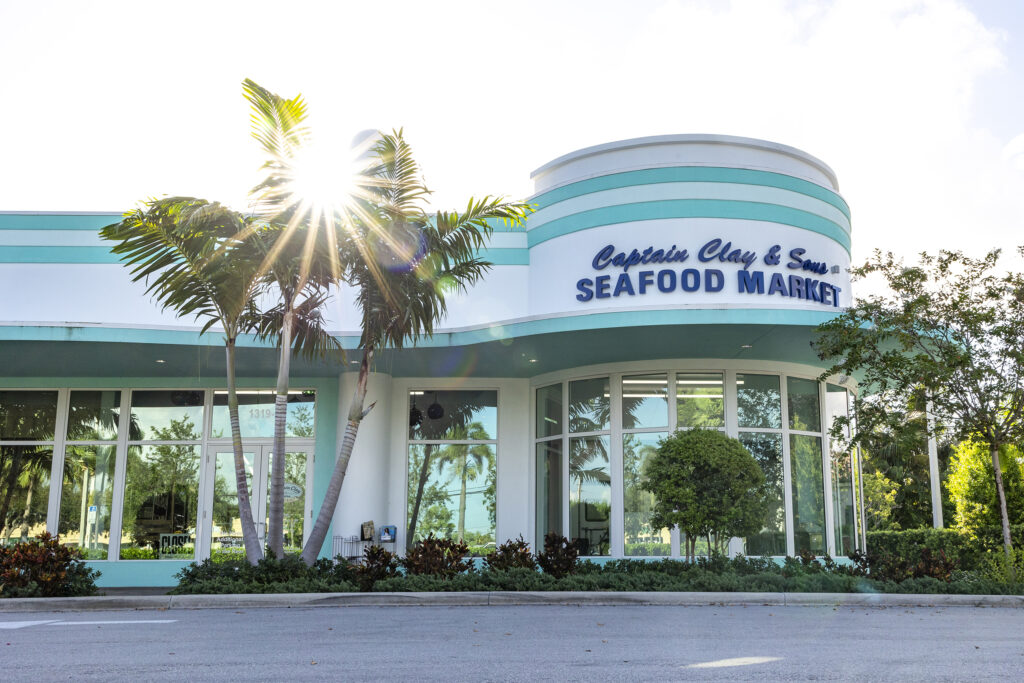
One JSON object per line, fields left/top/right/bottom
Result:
{"left": 740, "top": 344, "right": 753, "bottom": 349}
{"left": 155, "top": 359, "right": 166, "bottom": 364}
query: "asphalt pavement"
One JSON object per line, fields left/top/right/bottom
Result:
{"left": 2, "top": 604, "right": 1022, "bottom": 681}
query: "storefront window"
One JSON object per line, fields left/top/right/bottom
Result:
{"left": 790, "top": 434, "right": 826, "bottom": 555}
{"left": 120, "top": 444, "right": 200, "bottom": 560}
{"left": 623, "top": 432, "right": 669, "bottom": 556}
{"left": 130, "top": 391, "right": 204, "bottom": 441}
{"left": 536, "top": 441, "right": 563, "bottom": 543}
{"left": 536, "top": 384, "right": 562, "bottom": 438}
{"left": 827, "top": 384, "right": 856, "bottom": 555}
{"left": 738, "top": 433, "right": 785, "bottom": 556}
{"left": 67, "top": 391, "right": 122, "bottom": 441}
{"left": 407, "top": 390, "right": 497, "bottom": 554}
{"left": 622, "top": 374, "right": 668, "bottom": 430}
{"left": 568, "top": 378, "right": 609, "bottom": 433}
{"left": 787, "top": 377, "right": 821, "bottom": 432}
{"left": 676, "top": 373, "right": 724, "bottom": 428}
{"left": 0, "top": 445, "right": 53, "bottom": 544}
{"left": 210, "top": 390, "right": 316, "bottom": 439}
{"left": 736, "top": 374, "right": 781, "bottom": 429}
{"left": 59, "top": 445, "right": 116, "bottom": 559}
{"left": 0, "top": 390, "right": 58, "bottom": 441}
{"left": 569, "top": 435, "right": 610, "bottom": 556}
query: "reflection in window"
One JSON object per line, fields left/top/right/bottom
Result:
{"left": 0, "top": 391, "right": 58, "bottom": 441}
{"left": 58, "top": 445, "right": 117, "bottom": 559}
{"left": 736, "top": 374, "right": 781, "bottom": 429}
{"left": 622, "top": 375, "right": 668, "bottom": 430}
{"left": 569, "top": 378, "right": 609, "bottom": 433}
{"left": 738, "top": 433, "right": 785, "bottom": 556}
{"left": 787, "top": 377, "right": 821, "bottom": 432}
{"left": 535, "top": 441, "right": 562, "bottom": 545}
{"left": 67, "top": 391, "right": 122, "bottom": 441}
{"left": 266, "top": 452, "right": 307, "bottom": 552}
{"left": 827, "top": 384, "right": 855, "bottom": 555}
{"left": 130, "top": 391, "right": 203, "bottom": 441}
{"left": 406, "top": 442, "right": 496, "bottom": 554}
{"left": 536, "top": 384, "right": 562, "bottom": 438}
{"left": 120, "top": 445, "right": 200, "bottom": 560}
{"left": 210, "top": 390, "right": 316, "bottom": 439}
{"left": 569, "top": 436, "right": 610, "bottom": 556}
{"left": 209, "top": 451, "right": 255, "bottom": 562}
{"left": 408, "top": 390, "right": 497, "bottom": 441}
{"left": 0, "top": 445, "right": 52, "bottom": 544}
{"left": 623, "top": 432, "right": 669, "bottom": 556}
{"left": 790, "top": 434, "right": 825, "bottom": 555}
{"left": 676, "top": 373, "right": 725, "bottom": 428}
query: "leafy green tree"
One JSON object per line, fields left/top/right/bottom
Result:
{"left": 947, "top": 440, "right": 1024, "bottom": 535}
{"left": 642, "top": 429, "right": 768, "bottom": 561}
{"left": 816, "top": 247, "right": 1024, "bottom": 557}
{"left": 300, "top": 131, "right": 530, "bottom": 565}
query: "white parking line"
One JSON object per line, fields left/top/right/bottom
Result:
{"left": 0, "top": 620, "right": 59, "bottom": 630}
{"left": 46, "top": 620, "right": 178, "bottom": 626}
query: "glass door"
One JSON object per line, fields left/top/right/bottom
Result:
{"left": 204, "top": 445, "right": 312, "bottom": 561}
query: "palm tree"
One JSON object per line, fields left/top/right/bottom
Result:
{"left": 435, "top": 423, "right": 492, "bottom": 544}
{"left": 241, "top": 79, "right": 342, "bottom": 559}
{"left": 299, "top": 131, "right": 530, "bottom": 565}
{"left": 101, "top": 199, "right": 266, "bottom": 564}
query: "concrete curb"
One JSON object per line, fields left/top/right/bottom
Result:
{"left": 2, "top": 591, "right": 1023, "bottom": 613}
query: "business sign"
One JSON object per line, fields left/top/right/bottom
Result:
{"left": 283, "top": 482, "right": 303, "bottom": 501}
{"left": 574, "top": 238, "right": 842, "bottom": 308}
{"left": 159, "top": 533, "right": 191, "bottom": 558}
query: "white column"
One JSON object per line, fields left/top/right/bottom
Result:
{"left": 496, "top": 379, "right": 530, "bottom": 546}
{"left": 926, "top": 401, "right": 944, "bottom": 529}
{"left": 331, "top": 371, "right": 392, "bottom": 544}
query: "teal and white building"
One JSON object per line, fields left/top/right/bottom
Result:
{"left": 0, "top": 135, "right": 864, "bottom": 586}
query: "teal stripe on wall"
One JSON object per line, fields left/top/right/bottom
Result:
{"left": 0, "top": 246, "right": 120, "bottom": 263}
{"left": 526, "top": 199, "right": 852, "bottom": 254}
{"left": 531, "top": 167, "right": 851, "bottom": 219}
{"left": 0, "top": 214, "right": 122, "bottom": 231}
{"left": 474, "top": 247, "right": 529, "bottom": 265}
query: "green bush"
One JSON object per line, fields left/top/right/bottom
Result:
{"left": 0, "top": 533, "right": 101, "bottom": 598}
{"left": 355, "top": 545, "right": 400, "bottom": 592}
{"left": 536, "top": 533, "right": 580, "bottom": 578}
{"left": 171, "top": 554, "right": 356, "bottom": 595}
{"left": 118, "top": 546, "right": 159, "bottom": 560}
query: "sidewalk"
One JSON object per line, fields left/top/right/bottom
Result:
{"left": 2, "top": 591, "right": 1022, "bottom": 613}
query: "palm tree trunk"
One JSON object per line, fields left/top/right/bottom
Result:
{"left": 226, "top": 339, "right": 263, "bottom": 565}
{"left": 268, "top": 307, "right": 294, "bottom": 559}
{"left": 457, "top": 451, "right": 468, "bottom": 543}
{"left": 301, "top": 348, "right": 374, "bottom": 566}
{"left": 407, "top": 444, "right": 436, "bottom": 549}
{"left": 990, "top": 445, "right": 1014, "bottom": 559}
{"left": 18, "top": 473, "right": 35, "bottom": 540}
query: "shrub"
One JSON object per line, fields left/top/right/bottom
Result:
{"left": 355, "top": 545, "right": 401, "bottom": 592}
{"left": 402, "top": 536, "right": 474, "bottom": 577}
{"left": 0, "top": 533, "right": 101, "bottom": 598}
{"left": 536, "top": 533, "right": 580, "bottom": 579}
{"left": 483, "top": 536, "right": 536, "bottom": 572}
{"left": 172, "top": 554, "right": 357, "bottom": 594}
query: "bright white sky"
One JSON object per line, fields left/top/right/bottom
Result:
{"left": 2, "top": 0, "right": 1022, "bottom": 268}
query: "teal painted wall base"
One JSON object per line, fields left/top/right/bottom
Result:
{"left": 88, "top": 560, "right": 192, "bottom": 588}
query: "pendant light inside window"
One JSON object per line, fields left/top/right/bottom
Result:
{"left": 427, "top": 392, "right": 444, "bottom": 420}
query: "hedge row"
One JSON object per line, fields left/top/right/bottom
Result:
{"left": 866, "top": 525, "right": 1024, "bottom": 572}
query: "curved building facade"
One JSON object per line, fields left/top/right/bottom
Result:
{"left": 0, "top": 135, "right": 862, "bottom": 585}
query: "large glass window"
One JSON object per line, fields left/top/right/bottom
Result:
{"left": 0, "top": 390, "right": 58, "bottom": 441}
{"left": 59, "top": 445, "right": 117, "bottom": 559}
{"left": 790, "top": 434, "right": 826, "bottom": 555}
{"left": 535, "top": 384, "right": 562, "bottom": 438}
{"left": 0, "top": 445, "right": 53, "bottom": 544}
{"left": 676, "top": 373, "right": 725, "bottom": 428}
{"left": 569, "top": 436, "right": 610, "bottom": 556}
{"left": 826, "top": 384, "right": 856, "bottom": 555}
{"left": 130, "top": 391, "right": 204, "bottom": 441}
{"left": 738, "top": 433, "right": 785, "bottom": 556}
{"left": 787, "top": 377, "right": 821, "bottom": 432}
{"left": 210, "top": 390, "right": 316, "bottom": 439}
{"left": 407, "top": 390, "right": 497, "bottom": 554}
{"left": 536, "top": 441, "right": 563, "bottom": 542}
{"left": 623, "top": 432, "right": 669, "bottom": 556}
{"left": 120, "top": 445, "right": 201, "bottom": 560}
{"left": 568, "top": 378, "right": 609, "bottom": 433}
{"left": 737, "top": 374, "right": 781, "bottom": 429}
{"left": 67, "top": 391, "right": 122, "bottom": 441}
{"left": 622, "top": 374, "right": 668, "bottom": 430}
